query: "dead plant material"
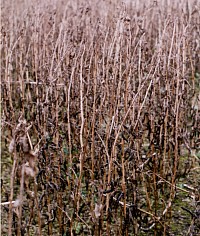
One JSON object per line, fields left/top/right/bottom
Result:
{"left": 1, "top": 0, "right": 200, "bottom": 235}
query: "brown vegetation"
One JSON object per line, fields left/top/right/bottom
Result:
{"left": 1, "top": 0, "right": 200, "bottom": 235}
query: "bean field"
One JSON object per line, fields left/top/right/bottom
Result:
{"left": 1, "top": 0, "right": 200, "bottom": 235}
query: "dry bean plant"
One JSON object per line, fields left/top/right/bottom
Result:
{"left": 1, "top": 0, "right": 200, "bottom": 235}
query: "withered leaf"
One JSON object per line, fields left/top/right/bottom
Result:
{"left": 94, "top": 203, "right": 103, "bottom": 218}
{"left": 19, "top": 135, "right": 30, "bottom": 153}
{"left": 25, "top": 151, "right": 37, "bottom": 168}
{"left": 9, "top": 138, "right": 15, "bottom": 153}
{"left": 24, "top": 162, "right": 35, "bottom": 177}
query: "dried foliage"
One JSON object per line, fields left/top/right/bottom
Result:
{"left": 1, "top": 0, "right": 200, "bottom": 235}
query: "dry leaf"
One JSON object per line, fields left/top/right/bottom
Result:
{"left": 94, "top": 203, "right": 103, "bottom": 218}
{"left": 27, "top": 190, "right": 35, "bottom": 198}
{"left": 19, "top": 135, "right": 30, "bottom": 153}
{"left": 9, "top": 138, "right": 15, "bottom": 153}
{"left": 25, "top": 151, "right": 37, "bottom": 168}
{"left": 13, "top": 207, "right": 20, "bottom": 218}
{"left": 24, "top": 162, "right": 35, "bottom": 177}
{"left": 13, "top": 198, "right": 22, "bottom": 208}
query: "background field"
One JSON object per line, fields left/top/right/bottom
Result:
{"left": 1, "top": 0, "right": 200, "bottom": 235}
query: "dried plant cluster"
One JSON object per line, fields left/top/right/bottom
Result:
{"left": 1, "top": 0, "right": 200, "bottom": 235}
